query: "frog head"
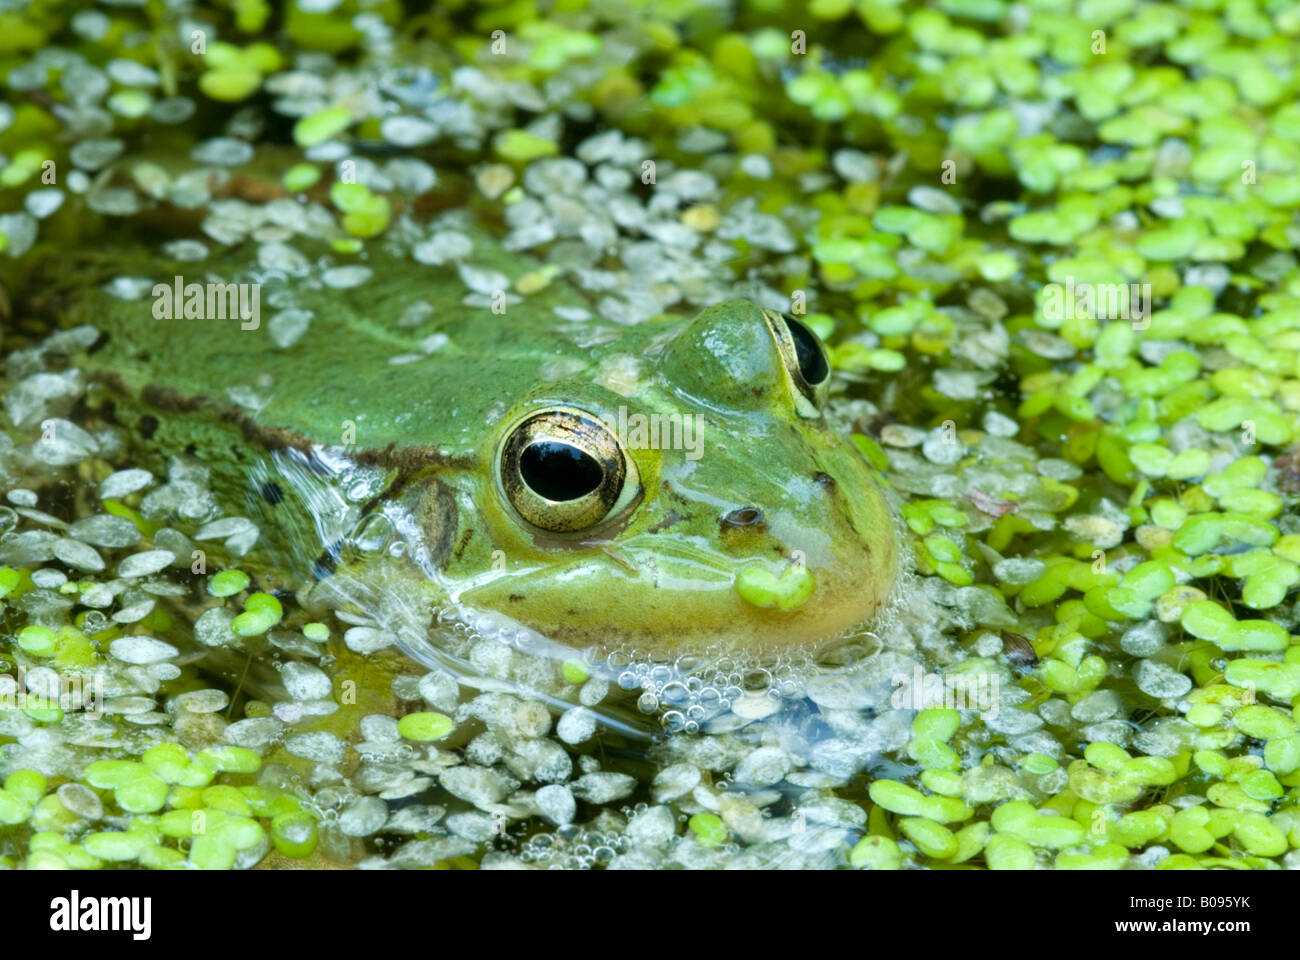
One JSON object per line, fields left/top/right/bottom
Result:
{"left": 444, "top": 300, "right": 898, "bottom": 657}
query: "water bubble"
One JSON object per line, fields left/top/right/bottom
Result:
{"left": 661, "top": 681, "right": 689, "bottom": 704}
{"left": 346, "top": 480, "right": 375, "bottom": 502}
{"left": 350, "top": 514, "right": 392, "bottom": 552}
{"left": 637, "top": 692, "right": 659, "bottom": 713}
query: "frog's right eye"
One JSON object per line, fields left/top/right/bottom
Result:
{"left": 498, "top": 408, "right": 641, "bottom": 535}
{"left": 761, "top": 309, "right": 831, "bottom": 418}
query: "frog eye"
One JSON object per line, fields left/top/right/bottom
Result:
{"left": 762, "top": 309, "right": 831, "bottom": 416}
{"left": 499, "top": 408, "right": 640, "bottom": 534}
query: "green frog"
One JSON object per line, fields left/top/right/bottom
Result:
{"left": 37, "top": 197, "right": 898, "bottom": 671}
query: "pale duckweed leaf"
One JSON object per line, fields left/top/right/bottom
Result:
{"left": 194, "top": 516, "right": 257, "bottom": 542}
{"left": 380, "top": 115, "right": 437, "bottom": 147}
{"left": 111, "top": 599, "right": 156, "bottom": 624}
{"left": 25, "top": 189, "right": 64, "bottom": 219}
{"left": 70, "top": 514, "right": 142, "bottom": 549}
{"left": 280, "top": 662, "right": 333, "bottom": 701}
{"left": 344, "top": 626, "right": 396, "bottom": 654}
{"left": 1133, "top": 660, "right": 1194, "bottom": 700}
{"left": 15, "top": 507, "right": 68, "bottom": 529}
{"left": 109, "top": 636, "right": 179, "bottom": 665}
{"left": 170, "top": 689, "right": 229, "bottom": 713}
{"left": 6, "top": 371, "right": 84, "bottom": 429}
{"left": 0, "top": 531, "right": 59, "bottom": 564}
{"left": 116, "top": 550, "right": 176, "bottom": 578}
{"left": 31, "top": 419, "right": 98, "bottom": 466}
{"left": 190, "top": 137, "right": 254, "bottom": 166}
{"left": 535, "top": 784, "right": 577, "bottom": 826}
{"left": 268, "top": 309, "right": 313, "bottom": 348}
{"left": 457, "top": 263, "right": 508, "bottom": 295}
{"left": 99, "top": 468, "right": 154, "bottom": 500}
{"left": 321, "top": 265, "right": 372, "bottom": 289}
{"left": 52, "top": 538, "right": 105, "bottom": 572}
{"left": 69, "top": 138, "right": 124, "bottom": 171}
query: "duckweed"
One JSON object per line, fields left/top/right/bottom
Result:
{"left": 230, "top": 592, "right": 283, "bottom": 636}
{"left": 849, "top": 834, "right": 901, "bottom": 870}
{"left": 991, "top": 802, "right": 1086, "bottom": 849}
{"left": 735, "top": 563, "right": 816, "bottom": 611}
{"left": 83, "top": 761, "right": 169, "bottom": 814}
{"left": 689, "top": 813, "right": 728, "bottom": 848}
{"left": 208, "top": 568, "right": 250, "bottom": 597}
{"left": 396, "top": 712, "right": 455, "bottom": 742}
{"left": 271, "top": 812, "right": 319, "bottom": 858}
{"left": 899, "top": 818, "right": 958, "bottom": 859}
{"left": 302, "top": 622, "right": 330, "bottom": 641}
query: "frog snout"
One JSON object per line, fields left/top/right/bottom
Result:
{"left": 715, "top": 507, "right": 815, "bottom": 612}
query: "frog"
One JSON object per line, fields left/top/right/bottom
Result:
{"left": 32, "top": 190, "right": 898, "bottom": 670}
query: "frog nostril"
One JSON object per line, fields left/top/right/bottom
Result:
{"left": 720, "top": 507, "right": 764, "bottom": 529}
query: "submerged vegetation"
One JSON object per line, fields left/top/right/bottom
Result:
{"left": 2, "top": 0, "right": 1300, "bottom": 869}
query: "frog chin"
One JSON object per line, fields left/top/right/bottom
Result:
{"left": 456, "top": 547, "right": 894, "bottom": 658}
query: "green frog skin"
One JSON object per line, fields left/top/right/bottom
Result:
{"left": 48, "top": 218, "right": 898, "bottom": 662}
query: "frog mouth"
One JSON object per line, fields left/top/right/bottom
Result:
{"left": 454, "top": 532, "right": 891, "bottom": 658}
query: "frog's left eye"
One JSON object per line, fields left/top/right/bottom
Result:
{"left": 762, "top": 309, "right": 831, "bottom": 417}
{"left": 498, "top": 408, "right": 641, "bottom": 535}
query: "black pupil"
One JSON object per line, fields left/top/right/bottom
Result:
{"left": 786, "top": 316, "right": 829, "bottom": 385}
{"left": 520, "top": 441, "right": 603, "bottom": 501}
